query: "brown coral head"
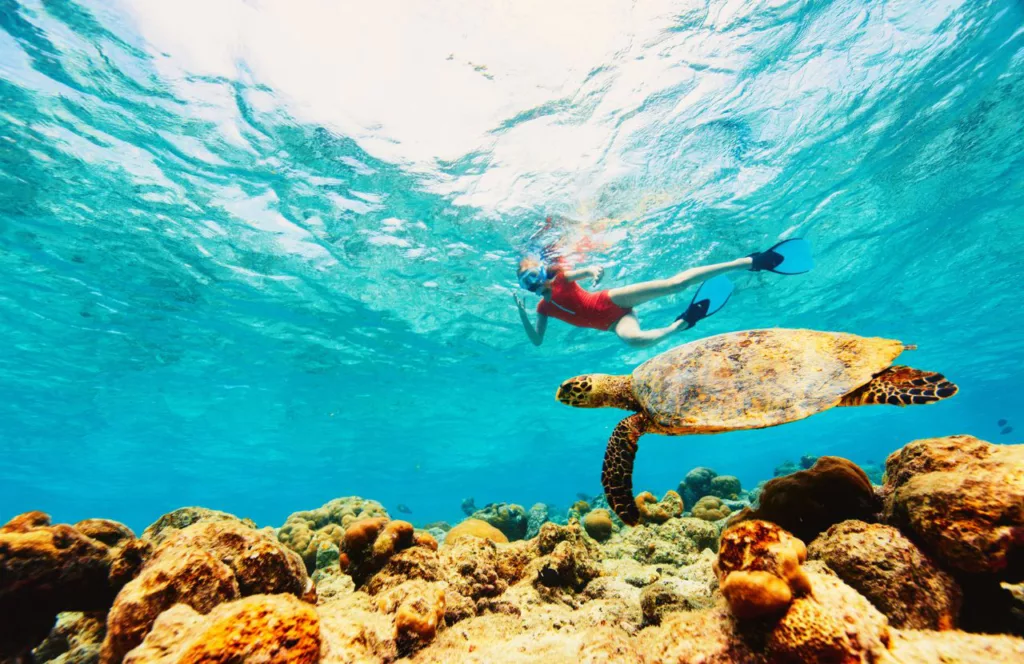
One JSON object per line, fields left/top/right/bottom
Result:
{"left": 635, "top": 490, "right": 683, "bottom": 525}
{"left": 342, "top": 517, "right": 389, "bottom": 555}
{"left": 716, "top": 519, "right": 811, "bottom": 618}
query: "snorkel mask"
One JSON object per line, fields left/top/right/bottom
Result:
{"left": 518, "top": 263, "right": 550, "bottom": 293}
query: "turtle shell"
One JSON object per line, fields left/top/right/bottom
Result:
{"left": 631, "top": 329, "right": 904, "bottom": 432}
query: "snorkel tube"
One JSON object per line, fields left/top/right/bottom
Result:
{"left": 517, "top": 258, "right": 550, "bottom": 293}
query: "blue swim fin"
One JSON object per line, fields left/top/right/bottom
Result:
{"left": 677, "top": 275, "right": 734, "bottom": 327}
{"left": 749, "top": 238, "right": 813, "bottom": 274}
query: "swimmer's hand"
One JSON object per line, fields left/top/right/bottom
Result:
{"left": 513, "top": 293, "right": 527, "bottom": 310}
{"left": 588, "top": 265, "right": 604, "bottom": 286}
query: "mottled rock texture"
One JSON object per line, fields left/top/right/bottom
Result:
{"left": 277, "top": 497, "right": 389, "bottom": 573}
{"left": 881, "top": 434, "right": 1024, "bottom": 576}
{"left": 808, "top": 519, "right": 961, "bottom": 630}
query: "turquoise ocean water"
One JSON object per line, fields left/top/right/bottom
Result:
{"left": 1, "top": 0, "right": 1022, "bottom": 533}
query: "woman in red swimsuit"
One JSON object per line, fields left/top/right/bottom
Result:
{"left": 513, "top": 239, "right": 807, "bottom": 347}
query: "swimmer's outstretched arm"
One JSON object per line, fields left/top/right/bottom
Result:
{"left": 514, "top": 293, "right": 548, "bottom": 346}
{"left": 560, "top": 265, "right": 603, "bottom": 286}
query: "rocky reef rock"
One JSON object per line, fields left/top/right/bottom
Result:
{"left": 445, "top": 518, "right": 508, "bottom": 545}
{"left": 139, "top": 507, "right": 256, "bottom": 546}
{"left": 691, "top": 495, "right": 731, "bottom": 521}
{"left": 100, "top": 519, "right": 312, "bottom": 662}
{"left": 730, "top": 456, "right": 881, "bottom": 542}
{"left": 337, "top": 517, "right": 437, "bottom": 589}
{"left": 888, "top": 628, "right": 1024, "bottom": 662}
{"left": 679, "top": 466, "right": 717, "bottom": 506}
{"left": 566, "top": 499, "right": 592, "bottom": 523}
{"left": 582, "top": 509, "right": 614, "bottom": 542}
{"left": 276, "top": 496, "right": 389, "bottom": 574}
{"left": 525, "top": 503, "right": 550, "bottom": 539}
{"left": 603, "top": 517, "right": 717, "bottom": 567}
{"left": 808, "top": 519, "right": 961, "bottom": 630}
{"left": 635, "top": 490, "right": 684, "bottom": 524}
{"left": 31, "top": 611, "right": 106, "bottom": 664}
{"left": 470, "top": 502, "right": 529, "bottom": 541}
{"left": 714, "top": 520, "right": 811, "bottom": 620}
{"left": 881, "top": 434, "right": 1024, "bottom": 576}
{"left": 0, "top": 512, "right": 140, "bottom": 659}
{"left": 708, "top": 475, "right": 741, "bottom": 499}
{"left": 122, "top": 593, "right": 321, "bottom": 663}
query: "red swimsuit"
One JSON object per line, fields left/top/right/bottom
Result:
{"left": 537, "top": 272, "right": 633, "bottom": 331}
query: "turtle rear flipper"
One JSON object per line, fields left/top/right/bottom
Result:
{"left": 602, "top": 413, "right": 649, "bottom": 526}
{"left": 839, "top": 366, "right": 958, "bottom": 407}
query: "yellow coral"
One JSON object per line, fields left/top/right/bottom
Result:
{"left": 445, "top": 518, "right": 509, "bottom": 544}
{"left": 635, "top": 490, "right": 683, "bottom": 524}
{"left": 582, "top": 509, "right": 614, "bottom": 542}
{"left": 714, "top": 520, "right": 811, "bottom": 620}
{"left": 691, "top": 495, "right": 730, "bottom": 521}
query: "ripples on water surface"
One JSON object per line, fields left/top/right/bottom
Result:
{"left": 1, "top": 0, "right": 1022, "bottom": 529}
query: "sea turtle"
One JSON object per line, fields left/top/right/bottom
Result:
{"left": 555, "top": 328, "right": 958, "bottom": 525}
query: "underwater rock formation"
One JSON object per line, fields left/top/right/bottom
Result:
{"left": 445, "top": 518, "right": 508, "bottom": 545}
{"left": 122, "top": 593, "right": 321, "bottom": 663}
{"left": 635, "top": 490, "right": 683, "bottom": 524}
{"left": 460, "top": 497, "right": 477, "bottom": 516}
{"left": 708, "top": 475, "right": 741, "bottom": 499}
{"left": 714, "top": 520, "right": 811, "bottom": 619}
{"left": 470, "top": 502, "right": 529, "bottom": 541}
{"left": 679, "top": 466, "right": 717, "bottom": 506}
{"left": 32, "top": 611, "right": 106, "bottom": 664}
{"left": 808, "top": 519, "right": 962, "bottom": 630}
{"left": 603, "top": 517, "right": 718, "bottom": 567}
{"left": 140, "top": 507, "right": 256, "bottom": 546}
{"left": 338, "top": 517, "right": 437, "bottom": 589}
{"left": 277, "top": 496, "right": 389, "bottom": 573}
{"left": 100, "top": 518, "right": 312, "bottom": 662}
{"left": 582, "top": 509, "right": 614, "bottom": 542}
{"left": 691, "top": 495, "right": 731, "bottom": 521}
{"left": 881, "top": 434, "right": 1024, "bottom": 576}
{"left": 730, "top": 456, "right": 881, "bottom": 542}
{"left": 0, "top": 512, "right": 138, "bottom": 659}
{"left": 525, "top": 503, "right": 550, "bottom": 539}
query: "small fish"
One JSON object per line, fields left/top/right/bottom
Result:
{"left": 998, "top": 419, "right": 1008, "bottom": 426}
{"left": 396, "top": 504, "right": 412, "bottom": 514}
{"left": 1001, "top": 426, "right": 1013, "bottom": 435}
{"left": 576, "top": 492, "right": 591, "bottom": 502}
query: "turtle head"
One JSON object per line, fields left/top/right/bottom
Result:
{"left": 556, "top": 374, "right": 637, "bottom": 410}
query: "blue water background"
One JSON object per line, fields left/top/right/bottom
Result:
{"left": 1, "top": 0, "right": 1022, "bottom": 533}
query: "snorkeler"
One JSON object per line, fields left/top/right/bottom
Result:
{"left": 514, "top": 239, "right": 811, "bottom": 348}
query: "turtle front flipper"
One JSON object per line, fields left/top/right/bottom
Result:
{"left": 602, "top": 413, "right": 650, "bottom": 526}
{"left": 839, "top": 365, "right": 958, "bottom": 406}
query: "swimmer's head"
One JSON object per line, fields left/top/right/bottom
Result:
{"left": 517, "top": 257, "right": 550, "bottom": 293}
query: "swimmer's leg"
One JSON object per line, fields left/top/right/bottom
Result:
{"left": 612, "top": 313, "right": 684, "bottom": 348}
{"left": 606, "top": 257, "right": 751, "bottom": 309}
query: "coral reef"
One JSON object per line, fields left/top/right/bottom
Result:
{"left": 679, "top": 466, "right": 717, "bottom": 506}
{"left": 470, "top": 503, "right": 529, "bottom": 541}
{"left": 277, "top": 496, "right": 389, "bottom": 573}
{"left": 32, "top": 611, "right": 106, "bottom": 664}
{"left": 691, "top": 495, "right": 731, "bottom": 521}
{"left": 808, "top": 519, "right": 961, "bottom": 629}
{"left": 12, "top": 434, "right": 1024, "bottom": 663}
{"left": 140, "top": 507, "right": 256, "bottom": 546}
{"left": 582, "top": 509, "right": 614, "bottom": 542}
{"left": 603, "top": 517, "right": 718, "bottom": 566}
{"left": 100, "top": 517, "right": 312, "bottom": 662}
{"left": 525, "top": 503, "right": 550, "bottom": 539}
{"left": 0, "top": 512, "right": 138, "bottom": 659}
{"left": 881, "top": 434, "right": 1024, "bottom": 576}
{"left": 566, "top": 499, "right": 591, "bottom": 522}
{"left": 635, "top": 490, "right": 683, "bottom": 524}
{"left": 445, "top": 518, "right": 508, "bottom": 545}
{"left": 714, "top": 520, "right": 810, "bottom": 619}
{"left": 338, "top": 517, "right": 437, "bottom": 589}
{"left": 708, "top": 475, "right": 741, "bottom": 499}
{"left": 730, "top": 456, "right": 881, "bottom": 542}
{"left": 123, "top": 593, "right": 321, "bottom": 663}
